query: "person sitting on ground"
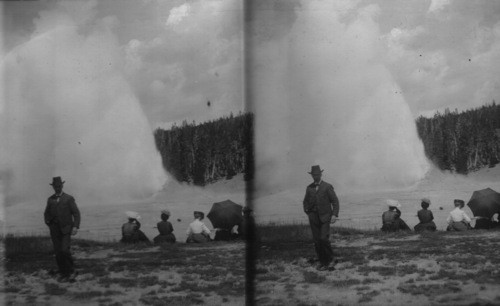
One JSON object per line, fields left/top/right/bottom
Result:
{"left": 153, "top": 210, "right": 176, "bottom": 244}
{"left": 214, "top": 228, "right": 233, "bottom": 241}
{"left": 381, "top": 199, "right": 411, "bottom": 232}
{"left": 474, "top": 216, "right": 493, "bottom": 229}
{"left": 186, "top": 211, "right": 211, "bottom": 243}
{"left": 493, "top": 213, "right": 500, "bottom": 228}
{"left": 446, "top": 199, "right": 472, "bottom": 231}
{"left": 121, "top": 212, "right": 150, "bottom": 243}
{"left": 414, "top": 198, "right": 437, "bottom": 232}
{"left": 474, "top": 212, "right": 500, "bottom": 230}
{"left": 237, "top": 206, "right": 255, "bottom": 240}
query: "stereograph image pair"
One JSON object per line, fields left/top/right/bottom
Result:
{"left": 2, "top": 0, "right": 500, "bottom": 305}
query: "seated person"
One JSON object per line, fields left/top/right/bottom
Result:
{"left": 446, "top": 199, "right": 471, "bottom": 231}
{"left": 474, "top": 216, "right": 493, "bottom": 229}
{"left": 475, "top": 213, "right": 500, "bottom": 229}
{"left": 238, "top": 206, "right": 255, "bottom": 240}
{"left": 381, "top": 199, "right": 411, "bottom": 232}
{"left": 214, "top": 228, "right": 234, "bottom": 241}
{"left": 414, "top": 198, "right": 437, "bottom": 232}
{"left": 214, "top": 224, "right": 241, "bottom": 241}
{"left": 153, "top": 210, "right": 176, "bottom": 244}
{"left": 121, "top": 212, "right": 150, "bottom": 243}
{"left": 493, "top": 213, "right": 500, "bottom": 228}
{"left": 186, "top": 211, "right": 211, "bottom": 243}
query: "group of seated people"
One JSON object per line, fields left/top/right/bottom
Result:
{"left": 185, "top": 207, "right": 254, "bottom": 242}
{"left": 120, "top": 210, "right": 176, "bottom": 244}
{"left": 120, "top": 208, "right": 253, "bottom": 244}
{"left": 381, "top": 198, "right": 500, "bottom": 232}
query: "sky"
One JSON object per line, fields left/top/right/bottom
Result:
{"left": 2, "top": 0, "right": 244, "bottom": 128}
{"left": 248, "top": 0, "right": 433, "bottom": 191}
{"left": 2, "top": 0, "right": 500, "bottom": 126}
{"left": 248, "top": 0, "right": 500, "bottom": 118}
{"left": 1, "top": 0, "right": 500, "bottom": 200}
{"left": 0, "top": 0, "right": 244, "bottom": 206}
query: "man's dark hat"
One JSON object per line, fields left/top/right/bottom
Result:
{"left": 50, "top": 176, "right": 65, "bottom": 186}
{"left": 454, "top": 199, "right": 465, "bottom": 205}
{"left": 308, "top": 165, "right": 324, "bottom": 175}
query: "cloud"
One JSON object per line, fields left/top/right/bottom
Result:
{"left": 166, "top": 3, "right": 191, "bottom": 26}
{"left": 122, "top": 0, "right": 244, "bottom": 125}
{"left": 382, "top": 1, "right": 500, "bottom": 115}
{"left": 1, "top": 0, "right": 167, "bottom": 206}
{"left": 3, "top": 0, "right": 244, "bottom": 128}
{"left": 428, "top": 0, "right": 451, "bottom": 13}
{"left": 250, "top": 0, "right": 429, "bottom": 192}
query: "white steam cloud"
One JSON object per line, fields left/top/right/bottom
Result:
{"left": 251, "top": 1, "right": 430, "bottom": 193}
{"left": 0, "top": 2, "right": 167, "bottom": 206}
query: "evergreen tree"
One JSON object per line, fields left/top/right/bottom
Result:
{"left": 416, "top": 102, "right": 500, "bottom": 173}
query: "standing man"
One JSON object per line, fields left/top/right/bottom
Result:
{"left": 44, "top": 176, "right": 81, "bottom": 281}
{"left": 303, "top": 165, "right": 339, "bottom": 271}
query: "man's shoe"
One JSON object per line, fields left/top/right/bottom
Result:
{"left": 68, "top": 271, "right": 78, "bottom": 282}
{"left": 307, "top": 258, "right": 319, "bottom": 265}
{"left": 48, "top": 269, "right": 60, "bottom": 276}
{"left": 316, "top": 264, "right": 328, "bottom": 271}
{"left": 57, "top": 274, "right": 70, "bottom": 282}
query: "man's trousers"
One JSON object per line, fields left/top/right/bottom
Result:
{"left": 307, "top": 212, "right": 333, "bottom": 266}
{"left": 49, "top": 225, "right": 74, "bottom": 275}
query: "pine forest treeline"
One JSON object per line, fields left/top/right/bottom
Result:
{"left": 154, "top": 112, "right": 254, "bottom": 186}
{"left": 416, "top": 102, "right": 500, "bottom": 174}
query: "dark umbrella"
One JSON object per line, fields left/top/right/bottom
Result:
{"left": 467, "top": 188, "right": 500, "bottom": 218}
{"left": 207, "top": 200, "right": 243, "bottom": 229}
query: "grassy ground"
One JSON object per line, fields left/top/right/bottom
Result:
{"left": 254, "top": 225, "right": 500, "bottom": 305}
{"left": 2, "top": 226, "right": 500, "bottom": 305}
{"left": 1, "top": 236, "right": 245, "bottom": 305}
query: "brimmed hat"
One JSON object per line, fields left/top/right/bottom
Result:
{"left": 50, "top": 176, "right": 65, "bottom": 186}
{"left": 308, "top": 165, "right": 324, "bottom": 175}
{"left": 125, "top": 211, "right": 141, "bottom": 219}
{"left": 386, "top": 199, "right": 401, "bottom": 208}
{"left": 194, "top": 211, "right": 204, "bottom": 218}
{"left": 454, "top": 199, "right": 465, "bottom": 206}
{"left": 421, "top": 198, "right": 431, "bottom": 205}
{"left": 161, "top": 209, "right": 171, "bottom": 216}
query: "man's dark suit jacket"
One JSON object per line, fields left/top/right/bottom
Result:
{"left": 44, "top": 193, "right": 81, "bottom": 234}
{"left": 303, "top": 181, "right": 339, "bottom": 223}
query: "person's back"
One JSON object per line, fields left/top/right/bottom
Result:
{"left": 121, "top": 218, "right": 150, "bottom": 243}
{"left": 186, "top": 211, "right": 211, "bottom": 243}
{"left": 121, "top": 221, "right": 138, "bottom": 243}
{"left": 381, "top": 200, "right": 410, "bottom": 232}
{"left": 154, "top": 220, "right": 176, "bottom": 244}
{"left": 382, "top": 210, "right": 398, "bottom": 224}
{"left": 157, "top": 221, "right": 173, "bottom": 235}
{"left": 382, "top": 210, "right": 400, "bottom": 232}
{"left": 153, "top": 210, "right": 176, "bottom": 244}
{"left": 417, "top": 209, "right": 433, "bottom": 223}
{"left": 414, "top": 199, "right": 437, "bottom": 232}
{"left": 122, "top": 222, "right": 137, "bottom": 235}
{"left": 446, "top": 199, "right": 471, "bottom": 231}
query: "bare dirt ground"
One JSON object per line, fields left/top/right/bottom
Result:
{"left": 254, "top": 229, "right": 500, "bottom": 306}
{"left": 2, "top": 240, "right": 246, "bottom": 305}
{"left": 2, "top": 228, "right": 500, "bottom": 305}
{"left": 3, "top": 168, "right": 500, "bottom": 305}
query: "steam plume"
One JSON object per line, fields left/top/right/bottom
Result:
{"left": 251, "top": 1, "right": 430, "bottom": 193}
{"left": 0, "top": 2, "right": 167, "bottom": 206}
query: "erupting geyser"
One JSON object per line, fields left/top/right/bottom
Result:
{"left": 250, "top": 1, "right": 430, "bottom": 193}
{"left": 0, "top": 4, "right": 167, "bottom": 206}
